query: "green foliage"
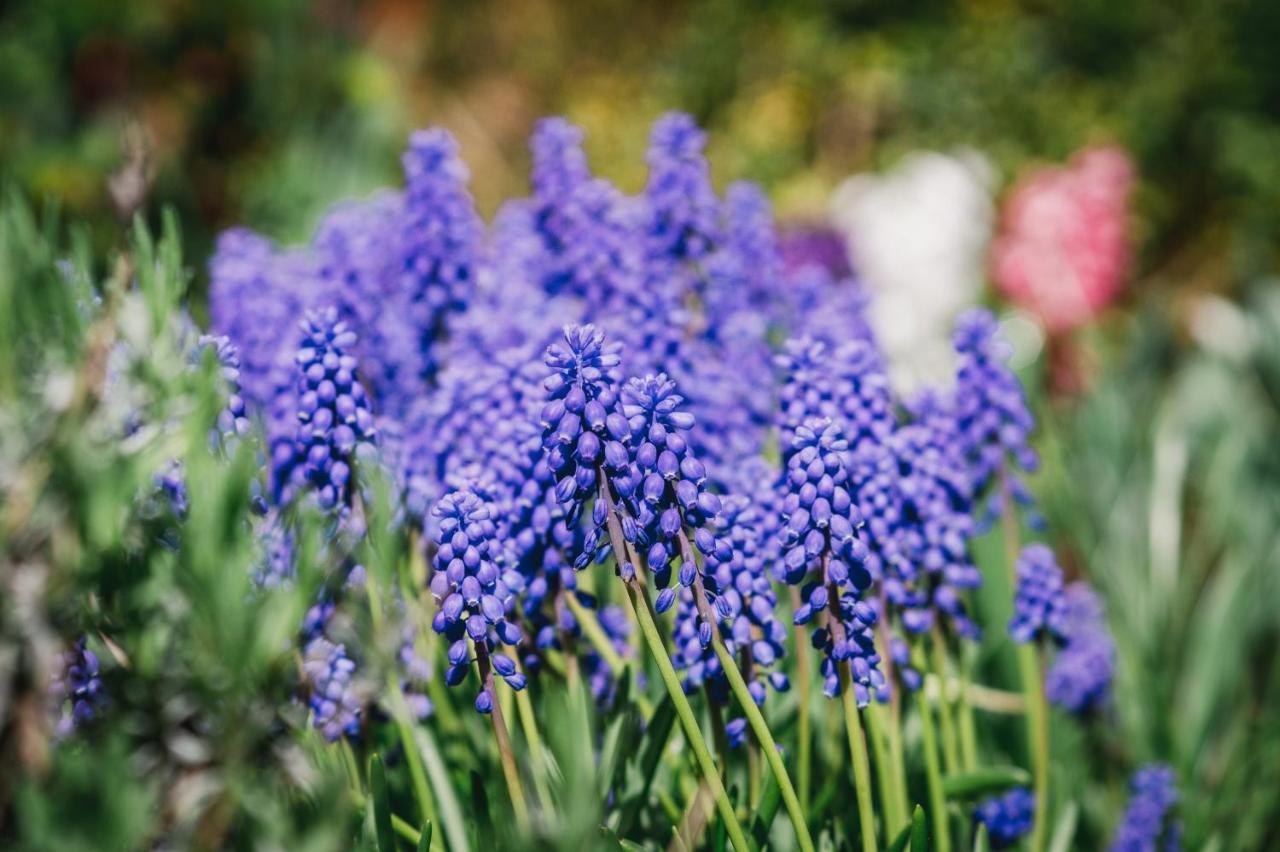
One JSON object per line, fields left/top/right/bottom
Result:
{"left": 1, "top": 183, "right": 1277, "bottom": 851}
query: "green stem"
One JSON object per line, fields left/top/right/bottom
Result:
{"left": 512, "top": 665, "right": 555, "bottom": 820}
{"left": 365, "top": 565, "right": 439, "bottom": 835}
{"left": 476, "top": 641, "right": 530, "bottom": 832}
{"left": 597, "top": 469, "right": 750, "bottom": 850}
{"left": 1000, "top": 470, "right": 1047, "bottom": 852}
{"left": 624, "top": 580, "right": 751, "bottom": 851}
{"left": 838, "top": 666, "right": 879, "bottom": 852}
{"left": 866, "top": 701, "right": 904, "bottom": 833}
{"left": 1018, "top": 642, "right": 1050, "bottom": 852}
{"left": 789, "top": 586, "right": 812, "bottom": 815}
{"left": 930, "top": 627, "right": 962, "bottom": 774}
{"left": 564, "top": 592, "right": 654, "bottom": 718}
{"left": 911, "top": 638, "right": 951, "bottom": 852}
{"left": 956, "top": 646, "right": 979, "bottom": 771}
{"left": 710, "top": 636, "right": 816, "bottom": 852}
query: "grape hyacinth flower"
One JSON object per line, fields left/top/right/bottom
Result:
{"left": 290, "top": 307, "right": 377, "bottom": 510}
{"left": 303, "top": 634, "right": 364, "bottom": 742}
{"left": 1009, "top": 544, "right": 1069, "bottom": 644}
{"left": 775, "top": 337, "right": 893, "bottom": 460}
{"left": 1110, "top": 765, "right": 1181, "bottom": 852}
{"left": 399, "top": 628, "right": 435, "bottom": 721}
{"left": 782, "top": 418, "right": 883, "bottom": 705}
{"left": 49, "top": 637, "right": 104, "bottom": 737}
{"left": 399, "top": 128, "right": 485, "bottom": 381}
{"left": 643, "top": 112, "right": 721, "bottom": 273}
{"left": 196, "top": 333, "right": 250, "bottom": 445}
{"left": 1047, "top": 582, "right": 1116, "bottom": 713}
{"left": 703, "top": 493, "right": 790, "bottom": 708}
{"left": 252, "top": 513, "right": 296, "bottom": 589}
{"left": 620, "top": 374, "right": 721, "bottom": 613}
{"left": 973, "top": 787, "right": 1035, "bottom": 849}
{"left": 541, "top": 324, "right": 630, "bottom": 534}
{"left": 428, "top": 490, "right": 526, "bottom": 713}
{"left": 879, "top": 417, "right": 982, "bottom": 641}
{"left": 952, "top": 308, "right": 1038, "bottom": 513}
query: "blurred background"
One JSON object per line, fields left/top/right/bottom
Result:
{"left": 3, "top": 1, "right": 1280, "bottom": 846}
{"left": 3, "top": 0, "right": 1279, "bottom": 296}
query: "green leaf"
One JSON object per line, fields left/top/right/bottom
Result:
{"left": 370, "top": 755, "right": 395, "bottom": 852}
{"left": 416, "top": 821, "right": 433, "bottom": 852}
{"left": 1046, "top": 801, "right": 1077, "bottom": 852}
{"left": 941, "top": 766, "right": 1032, "bottom": 800}
{"left": 749, "top": 770, "right": 782, "bottom": 851}
{"left": 910, "top": 804, "right": 928, "bottom": 851}
{"left": 973, "top": 822, "right": 989, "bottom": 852}
{"left": 888, "top": 820, "right": 912, "bottom": 852}
{"left": 617, "top": 695, "right": 677, "bottom": 835}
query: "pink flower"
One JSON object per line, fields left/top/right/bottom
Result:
{"left": 992, "top": 146, "right": 1134, "bottom": 333}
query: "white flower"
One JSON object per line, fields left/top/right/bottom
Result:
{"left": 831, "top": 150, "right": 995, "bottom": 393}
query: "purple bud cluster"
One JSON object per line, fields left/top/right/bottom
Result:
{"left": 1110, "top": 765, "right": 1181, "bottom": 852}
{"left": 49, "top": 637, "right": 104, "bottom": 737}
{"left": 400, "top": 129, "right": 484, "bottom": 382}
{"left": 952, "top": 308, "right": 1038, "bottom": 510}
{"left": 541, "top": 324, "right": 629, "bottom": 531}
{"left": 703, "top": 494, "right": 789, "bottom": 703}
{"left": 303, "top": 634, "right": 364, "bottom": 742}
{"left": 196, "top": 334, "right": 250, "bottom": 443}
{"left": 1046, "top": 582, "right": 1116, "bottom": 713}
{"left": 621, "top": 374, "right": 721, "bottom": 613}
{"left": 1009, "top": 543, "right": 1069, "bottom": 644}
{"left": 643, "top": 112, "right": 721, "bottom": 274}
{"left": 782, "top": 419, "right": 884, "bottom": 705}
{"left": 288, "top": 307, "right": 376, "bottom": 510}
{"left": 973, "top": 787, "right": 1035, "bottom": 849}
{"left": 776, "top": 337, "right": 893, "bottom": 460}
{"left": 428, "top": 490, "right": 526, "bottom": 713}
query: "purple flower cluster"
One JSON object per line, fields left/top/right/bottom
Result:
{"left": 1047, "top": 582, "right": 1116, "bottom": 713}
{"left": 952, "top": 308, "right": 1038, "bottom": 512}
{"left": 196, "top": 334, "right": 250, "bottom": 444}
{"left": 973, "top": 787, "right": 1035, "bottom": 849}
{"left": 303, "top": 634, "right": 363, "bottom": 742}
{"left": 287, "top": 308, "right": 377, "bottom": 510}
{"left": 399, "top": 128, "right": 484, "bottom": 383}
{"left": 775, "top": 338, "right": 893, "bottom": 459}
{"left": 428, "top": 490, "right": 526, "bottom": 713}
{"left": 621, "top": 374, "right": 721, "bottom": 612}
{"left": 643, "top": 112, "right": 721, "bottom": 275}
{"left": 541, "top": 324, "right": 628, "bottom": 530}
{"left": 1110, "top": 765, "right": 1181, "bottom": 852}
{"left": 49, "top": 637, "right": 104, "bottom": 737}
{"left": 1009, "top": 543, "right": 1069, "bottom": 644}
{"left": 782, "top": 419, "right": 884, "bottom": 705}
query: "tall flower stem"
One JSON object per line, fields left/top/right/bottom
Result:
{"left": 740, "top": 647, "right": 762, "bottom": 808}
{"left": 820, "top": 554, "right": 876, "bottom": 852}
{"left": 1000, "top": 470, "right": 1047, "bottom": 852}
{"left": 1018, "top": 642, "right": 1050, "bottom": 852}
{"left": 866, "top": 701, "right": 905, "bottom": 833}
{"left": 708, "top": 697, "right": 730, "bottom": 776}
{"left": 563, "top": 592, "right": 655, "bottom": 718}
{"left": 874, "top": 595, "right": 910, "bottom": 827}
{"left": 622, "top": 579, "right": 751, "bottom": 851}
{"left": 679, "top": 531, "right": 815, "bottom": 852}
{"left": 956, "top": 645, "right": 979, "bottom": 771}
{"left": 838, "top": 666, "right": 879, "bottom": 852}
{"left": 911, "top": 637, "right": 952, "bottom": 852}
{"left": 475, "top": 641, "right": 530, "bottom": 833}
{"left": 512, "top": 660, "right": 554, "bottom": 818}
{"left": 596, "top": 471, "right": 750, "bottom": 851}
{"left": 789, "top": 586, "right": 813, "bottom": 814}
{"left": 930, "top": 627, "right": 962, "bottom": 774}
